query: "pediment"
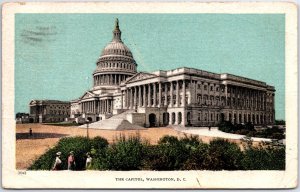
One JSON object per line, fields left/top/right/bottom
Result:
{"left": 126, "top": 72, "right": 157, "bottom": 83}
{"left": 80, "top": 91, "right": 95, "bottom": 99}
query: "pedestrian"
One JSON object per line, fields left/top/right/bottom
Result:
{"left": 52, "top": 152, "right": 62, "bottom": 171}
{"left": 29, "top": 128, "right": 33, "bottom": 137}
{"left": 68, "top": 151, "right": 76, "bottom": 170}
{"left": 85, "top": 153, "right": 92, "bottom": 170}
{"left": 208, "top": 126, "right": 211, "bottom": 131}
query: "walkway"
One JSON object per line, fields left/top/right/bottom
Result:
{"left": 179, "top": 127, "right": 272, "bottom": 142}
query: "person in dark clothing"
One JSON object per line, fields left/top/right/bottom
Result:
{"left": 29, "top": 128, "right": 33, "bottom": 137}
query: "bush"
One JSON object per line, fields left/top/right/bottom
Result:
{"left": 97, "top": 134, "right": 146, "bottom": 170}
{"left": 241, "top": 144, "right": 285, "bottom": 170}
{"left": 206, "top": 139, "right": 243, "bottom": 170}
{"left": 144, "top": 135, "right": 202, "bottom": 170}
{"left": 218, "top": 121, "right": 235, "bottom": 132}
{"left": 29, "top": 136, "right": 108, "bottom": 170}
{"left": 181, "top": 142, "right": 209, "bottom": 170}
{"left": 90, "top": 136, "right": 109, "bottom": 156}
{"left": 244, "top": 122, "right": 255, "bottom": 131}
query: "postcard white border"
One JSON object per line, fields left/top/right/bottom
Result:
{"left": 2, "top": 2, "right": 298, "bottom": 189}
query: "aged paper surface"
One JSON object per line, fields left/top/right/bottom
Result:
{"left": 2, "top": 2, "right": 298, "bottom": 189}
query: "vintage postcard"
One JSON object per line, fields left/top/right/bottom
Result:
{"left": 2, "top": 2, "right": 298, "bottom": 189}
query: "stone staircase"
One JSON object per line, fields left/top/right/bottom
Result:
{"left": 79, "top": 110, "right": 145, "bottom": 130}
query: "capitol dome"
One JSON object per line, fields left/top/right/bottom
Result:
{"left": 93, "top": 19, "right": 137, "bottom": 88}
{"left": 101, "top": 40, "right": 133, "bottom": 58}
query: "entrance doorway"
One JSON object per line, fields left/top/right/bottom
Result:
{"left": 149, "top": 113, "right": 156, "bottom": 127}
{"left": 187, "top": 112, "right": 191, "bottom": 126}
{"left": 178, "top": 112, "right": 182, "bottom": 125}
{"left": 163, "top": 113, "right": 169, "bottom": 126}
{"left": 171, "top": 112, "right": 176, "bottom": 125}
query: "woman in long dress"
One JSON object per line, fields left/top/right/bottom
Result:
{"left": 52, "top": 152, "right": 62, "bottom": 170}
{"left": 85, "top": 153, "right": 92, "bottom": 170}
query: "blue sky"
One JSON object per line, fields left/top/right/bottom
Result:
{"left": 15, "top": 14, "right": 285, "bottom": 120}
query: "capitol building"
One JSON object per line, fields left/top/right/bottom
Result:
{"left": 69, "top": 19, "right": 275, "bottom": 129}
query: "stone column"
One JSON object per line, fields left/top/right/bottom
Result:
{"left": 106, "top": 100, "right": 108, "bottom": 113}
{"left": 138, "top": 86, "right": 142, "bottom": 107}
{"left": 143, "top": 85, "right": 146, "bottom": 107}
{"left": 176, "top": 80, "right": 179, "bottom": 107}
{"left": 134, "top": 86, "right": 137, "bottom": 109}
{"left": 103, "top": 100, "right": 105, "bottom": 113}
{"left": 170, "top": 81, "right": 173, "bottom": 107}
{"left": 169, "top": 113, "right": 172, "bottom": 125}
{"left": 182, "top": 80, "right": 186, "bottom": 107}
{"left": 131, "top": 88, "right": 134, "bottom": 109}
{"left": 158, "top": 82, "right": 162, "bottom": 107}
{"left": 121, "top": 90, "right": 124, "bottom": 109}
{"left": 153, "top": 83, "right": 157, "bottom": 107}
{"left": 164, "top": 83, "right": 168, "bottom": 106}
{"left": 148, "top": 84, "right": 151, "bottom": 107}
{"left": 92, "top": 101, "right": 94, "bottom": 113}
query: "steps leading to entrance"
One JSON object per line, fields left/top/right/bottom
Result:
{"left": 79, "top": 110, "right": 145, "bottom": 130}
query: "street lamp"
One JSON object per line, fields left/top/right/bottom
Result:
{"left": 86, "top": 120, "right": 90, "bottom": 139}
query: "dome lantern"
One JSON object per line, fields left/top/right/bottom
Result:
{"left": 113, "top": 18, "right": 122, "bottom": 42}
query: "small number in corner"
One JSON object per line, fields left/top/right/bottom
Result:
{"left": 18, "top": 171, "right": 26, "bottom": 175}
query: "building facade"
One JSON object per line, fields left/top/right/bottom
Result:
{"left": 70, "top": 19, "right": 275, "bottom": 127}
{"left": 29, "top": 100, "right": 71, "bottom": 123}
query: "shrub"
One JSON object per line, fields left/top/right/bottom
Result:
{"left": 90, "top": 136, "right": 109, "bottom": 156}
{"left": 98, "top": 134, "right": 146, "bottom": 170}
{"left": 206, "top": 139, "right": 243, "bottom": 170}
{"left": 181, "top": 142, "right": 209, "bottom": 170}
{"left": 144, "top": 135, "right": 200, "bottom": 170}
{"left": 241, "top": 144, "right": 285, "bottom": 170}
{"left": 244, "top": 122, "right": 255, "bottom": 131}
{"left": 218, "top": 121, "right": 234, "bottom": 133}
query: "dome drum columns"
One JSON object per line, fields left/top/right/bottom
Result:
{"left": 94, "top": 74, "right": 132, "bottom": 86}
